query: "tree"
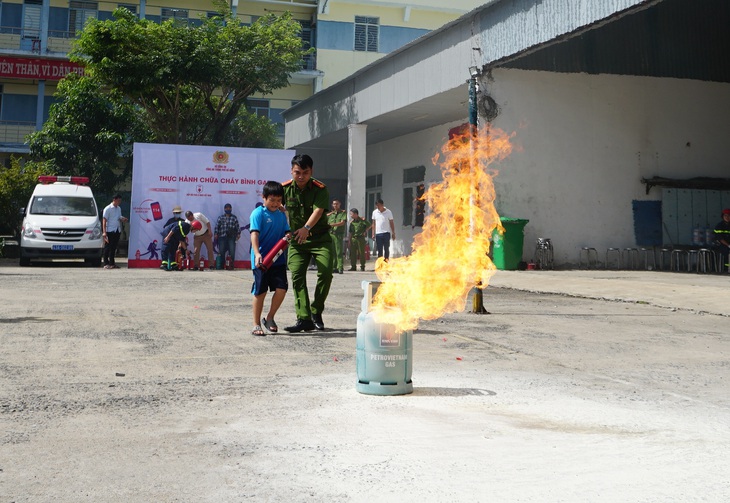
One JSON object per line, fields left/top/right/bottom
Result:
{"left": 0, "top": 158, "right": 54, "bottom": 237}
{"left": 71, "top": 4, "right": 309, "bottom": 145}
{"left": 27, "top": 73, "right": 148, "bottom": 192}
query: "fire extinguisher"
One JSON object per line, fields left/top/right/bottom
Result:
{"left": 365, "top": 243, "right": 371, "bottom": 261}
{"left": 135, "top": 249, "right": 141, "bottom": 261}
{"left": 199, "top": 258, "right": 206, "bottom": 270}
{"left": 260, "top": 236, "right": 290, "bottom": 271}
{"left": 175, "top": 249, "right": 184, "bottom": 270}
{"left": 225, "top": 255, "right": 233, "bottom": 270}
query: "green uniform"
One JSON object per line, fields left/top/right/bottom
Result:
{"left": 327, "top": 210, "right": 348, "bottom": 271}
{"left": 349, "top": 217, "right": 370, "bottom": 269}
{"left": 283, "top": 178, "right": 333, "bottom": 319}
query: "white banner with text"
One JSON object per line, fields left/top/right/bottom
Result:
{"left": 128, "top": 143, "right": 292, "bottom": 268}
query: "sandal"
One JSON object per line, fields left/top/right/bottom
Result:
{"left": 261, "top": 318, "right": 278, "bottom": 333}
{"left": 251, "top": 325, "right": 265, "bottom": 336}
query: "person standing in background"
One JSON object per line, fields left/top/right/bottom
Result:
{"left": 164, "top": 205, "right": 184, "bottom": 227}
{"left": 215, "top": 203, "right": 240, "bottom": 269}
{"left": 185, "top": 210, "right": 214, "bottom": 270}
{"left": 371, "top": 198, "right": 396, "bottom": 262}
{"left": 327, "top": 199, "right": 348, "bottom": 274}
{"left": 712, "top": 208, "right": 730, "bottom": 272}
{"left": 348, "top": 208, "right": 371, "bottom": 271}
{"left": 102, "top": 194, "right": 128, "bottom": 269}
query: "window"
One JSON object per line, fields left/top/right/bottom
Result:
{"left": 354, "top": 16, "right": 378, "bottom": 52}
{"left": 118, "top": 4, "right": 137, "bottom": 16}
{"left": 23, "top": 0, "right": 42, "bottom": 41}
{"left": 403, "top": 166, "right": 426, "bottom": 228}
{"left": 70, "top": 1, "right": 98, "bottom": 36}
{"left": 161, "top": 8, "right": 188, "bottom": 23}
{"left": 247, "top": 99, "right": 270, "bottom": 119}
{"left": 299, "top": 20, "right": 315, "bottom": 70}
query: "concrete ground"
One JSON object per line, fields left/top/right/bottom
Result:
{"left": 0, "top": 258, "right": 728, "bottom": 502}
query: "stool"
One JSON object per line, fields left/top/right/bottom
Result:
{"left": 579, "top": 247, "right": 598, "bottom": 269}
{"left": 697, "top": 248, "right": 715, "bottom": 273}
{"left": 670, "top": 249, "right": 689, "bottom": 272}
{"left": 639, "top": 247, "right": 656, "bottom": 271}
{"left": 605, "top": 248, "right": 621, "bottom": 270}
{"left": 623, "top": 248, "right": 639, "bottom": 270}
{"left": 658, "top": 248, "right": 672, "bottom": 271}
{"left": 687, "top": 249, "right": 699, "bottom": 272}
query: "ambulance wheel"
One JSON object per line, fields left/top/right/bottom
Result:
{"left": 19, "top": 248, "right": 30, "bottom": 267}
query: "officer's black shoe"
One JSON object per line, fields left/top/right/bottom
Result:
{"left": 348, "top": 267, "right": 356, "bottom": 271}
{"left": 311, "top": 313, "right": 325, "bottom": 331}
{"left": 284, "top": 318, "right": 315, "bottom": 333}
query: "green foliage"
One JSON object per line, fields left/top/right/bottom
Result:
{"left": 27, "top": 73, "right": 150, "bottom": 194}
{"left": 71, "top": 6, "right": 309, "bottom": 146}
{"left": 0, "top": 158, "right": 54, "bottom": 236}
{"left": 224, "top": 109, "right": 283, "bottom": 149}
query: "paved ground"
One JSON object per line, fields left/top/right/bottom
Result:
{"left": 0, "top": 258, "right": 728, "bottom": 502}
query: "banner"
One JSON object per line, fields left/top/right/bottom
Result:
{"left": 128, "top": 143, "right": 293, "bottom": 268}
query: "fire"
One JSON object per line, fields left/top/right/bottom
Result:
{"left": 370, "top": 126, "right": 514, "bottom": 331}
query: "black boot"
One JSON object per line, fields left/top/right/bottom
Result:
{"left": 311, "top": 313, "right": 325, "bottom": 331}
{"left": 284, "top": 318, "right": 315, "bottom": 333}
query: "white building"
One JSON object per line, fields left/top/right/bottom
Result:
{"left": 283, "top": 0, "right": 730, "bottom": 267}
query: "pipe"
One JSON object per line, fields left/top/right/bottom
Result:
{"left": 469, "top": 68, "right": 489, "bottom": 315}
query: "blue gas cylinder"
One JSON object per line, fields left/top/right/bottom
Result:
{"left": 356, "top": 281, "right": 413, "bottom": 395}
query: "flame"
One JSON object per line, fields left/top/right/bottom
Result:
{"left": 370, "top": 126, "right": 514, "bottom": 331}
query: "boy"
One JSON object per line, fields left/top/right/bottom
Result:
{"left": 250, "top": 181, "right": 290, "bottom": 336}
{"left": 348, "top": 208, "right": 371, "bottom": 271}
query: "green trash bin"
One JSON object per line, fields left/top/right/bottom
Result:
{"left": 492, "top": 218, "right": 529, "bottom": 270}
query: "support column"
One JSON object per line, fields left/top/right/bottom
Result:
{"left": 347, "top": 123, "right": 367, "bottom": 216}
{"left": 36, "top": 81, "right": 45, "bottom": 131}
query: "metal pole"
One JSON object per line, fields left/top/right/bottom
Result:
{"left": 469, "top": 68, "right": 489, "bottom": 314}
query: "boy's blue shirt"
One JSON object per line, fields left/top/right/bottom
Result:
{"left": 249, "top": 205, "right": 289, "bottom": 269}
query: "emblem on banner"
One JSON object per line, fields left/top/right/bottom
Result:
{"left": 197, "top": 185, "right": 203, "bottom": 193}
{"left": 213, "top": 151, "right": 229, "bottom": 164}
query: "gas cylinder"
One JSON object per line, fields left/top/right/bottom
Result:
{"left": 355, "top": 281, "right": 413, "bottom": 396}
{"left": 260, "top": 236, "right": 290, "bottom": 271}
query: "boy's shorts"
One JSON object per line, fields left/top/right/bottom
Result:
{"left": 251, "top": 265, "right": 288, "bottom": 295}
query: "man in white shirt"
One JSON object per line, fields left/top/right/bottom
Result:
{"left": 185, "top": 210, "right": 214, "bottom": 270}
{"left": 102, "top": 194, "right": 128, "bottom": 269}
{"left": 371, "top": 198, "right": 396, "bottom": 262}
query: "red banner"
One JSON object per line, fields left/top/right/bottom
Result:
{"left": 0, "top": 56, "right": 85, "bottom": 80}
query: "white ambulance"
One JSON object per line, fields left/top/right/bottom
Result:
{"left": 19, "top": 176, "right": 103, "bottom": 266}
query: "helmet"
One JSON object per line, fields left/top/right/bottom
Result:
{"left": 191, "top": 220, "right": 203, "bottom": 231}
{"left": 722, "top": 208, "right": 730, "bottom": 215}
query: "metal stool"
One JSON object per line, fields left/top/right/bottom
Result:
{"left": 697, "top": 248, "right": 716, "bottom": 273}
{"left": 623, "top": 248, "right": 639, "bottom": 270}
{"left": 670, "top": 249, "right": 689, "bottom": 272}
{"left": 579, "top": 247, "right": 598, "bottom": 269}
{"left": 605, "top": 248, "right": 621, "bottom": 270}
{"left": 639, "top": 247, "right": 656, "bottom": 271}
{"left": 658, "top": 248, "right": 673, "bottom": 271}
{"left": 687, "top": 249, "right": 699, "bottom": 273}
{"left": 534, "top": 238, "right": 554, "bottom": 270}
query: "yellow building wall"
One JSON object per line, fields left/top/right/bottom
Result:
{"left": 322, "top": 2, "right": 466, "bottom": 29}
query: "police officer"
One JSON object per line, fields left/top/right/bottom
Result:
{"left": 282, "top": 154, "right": 333, "bottom": 332}
{"left": 327, "top": 199, "right": 348, "bottom": 274}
